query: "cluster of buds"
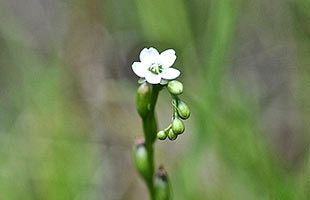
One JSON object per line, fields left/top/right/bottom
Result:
{"left": 157, "top": 80, "right": 190, "bottom": 141}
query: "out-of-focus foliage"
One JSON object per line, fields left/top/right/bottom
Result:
{"left": 0, "top": 0, "right": 309, "bottom": 199}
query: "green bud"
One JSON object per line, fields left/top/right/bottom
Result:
{"left": 177, "top": 101, "right": 191, "bottom": 119}
{"left": 155, "top": 166, "right": 171, "bottom": 200}
{"left": 172, "top": 118, "right": 185, "bottom": 134}
{"left": 157, "top": 130, "right": 167, "bottom": 140}
{"left": 167, "top": 129, "right": 177, "bottom": 140}
{"left": 133, "top": 139, "right": 151, "bottom": 180}
{"left": 167, "top": 80, "right": 183, "bottom": 95}
{"left": 136, "top": 83, "right": 152, "bottom": 117}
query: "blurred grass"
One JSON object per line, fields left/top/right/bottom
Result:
{"left": 292, "top": 1, "right": 310, "bottom": 199}
{"left": 0, "top": 36, "right": 98, "bottom": 199}
{"left": 0, "top": 0, "right": 309, "bottom": 199}
{"left": 135, "top": 0, "right": 192, "bottom": 47}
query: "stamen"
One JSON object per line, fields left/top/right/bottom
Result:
{"left": 148, "top": 63, "right": 162, "bottom": 75}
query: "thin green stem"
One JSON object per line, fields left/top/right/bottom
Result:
{"left": 141, "top": 85, "right": 161, "bottom": 200}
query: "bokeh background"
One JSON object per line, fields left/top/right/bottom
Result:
{"left": 0, "top": 0, "right": 309, "bottom": 199}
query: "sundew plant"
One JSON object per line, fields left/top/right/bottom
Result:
{"left": 132, "top": 47, "right": 190, "bottom": 200}
{"left": 0, "top": 0, "right": 309, "bottom": 200}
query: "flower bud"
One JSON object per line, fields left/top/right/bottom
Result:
{"left": 155, "top": 166, "right": 171, "bottom": 200}
{"left": 136, "top": 83, "right": 152, "bottom": 117}
{"left": 157, "top": 130, "right": 167, "bottom": 140}
{"left": 133, "top": 139, "right": 151, "bottom": 180}
{"left": 172, "top": 118, "right": 185, "bottom": 134}
{"left": 167, "top": 80, "right": 183, "bottom": 95}
{"left": 177, "top": 101, "right": 190, "bottom": 119}
{"left": 167, "top": 129, "right": 177, "bottom": 140}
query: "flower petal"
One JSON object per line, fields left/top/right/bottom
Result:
{"left": 145, "top": 71, "right": 161, "bottom": 84}
{"left": 160, "top": 68, "right": 180, "bottom": 80}
{"left": 132, "top": 62, "right": 148, "bottom": 78}
{"left": 139, "top": 47, "right": 159, "bottom": 65}
{"left": 159, "top": 49, "right": 176, "bottom": 68}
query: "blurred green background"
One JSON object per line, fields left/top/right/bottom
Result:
{"left": 0, "top": 0, "right": 309, "bottom": 199}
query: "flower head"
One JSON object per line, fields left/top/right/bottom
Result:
{"left": 132, "top": 47, "right": 180, "bottom": 84}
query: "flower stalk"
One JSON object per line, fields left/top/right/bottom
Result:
{"left": 132, "top": 47, "right": 190, "bottom": 200}
{"left": 135, "top": 83, "right": 161, "bottom": 199}
{"left": 142, "top": 85, "right": 159, "bottom": 197}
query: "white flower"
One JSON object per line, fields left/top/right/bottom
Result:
{"left": 132, "top": 47, "right": 180, "bottom": 84}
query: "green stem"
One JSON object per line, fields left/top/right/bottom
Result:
{"left": 171, "top": 96, "right": 179, "bottom": 119}
{"left": 141, "top": 85, "right": 161, "bottom": 200}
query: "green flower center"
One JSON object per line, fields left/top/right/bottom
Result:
{"left": 148, "top": 63, "right": 163, "bottom": 75}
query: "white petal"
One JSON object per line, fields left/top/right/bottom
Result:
{"left": 145, "top": 71, "right": 161, "bottom": 84}
{"left": 139, "top": 47, "right": 159, "bottom": 65}
{"left": 160, "top": 68, "right": 180, "bottom": 80}
{"left": 159, "top": 49, "right": 176, "bottom": 68}
{"left": 132, "top": 62, "right": 148, "bottom": 78}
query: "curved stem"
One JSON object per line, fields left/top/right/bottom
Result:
{"left": 171, "top": 96, "right": 179, "bottom": 119}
